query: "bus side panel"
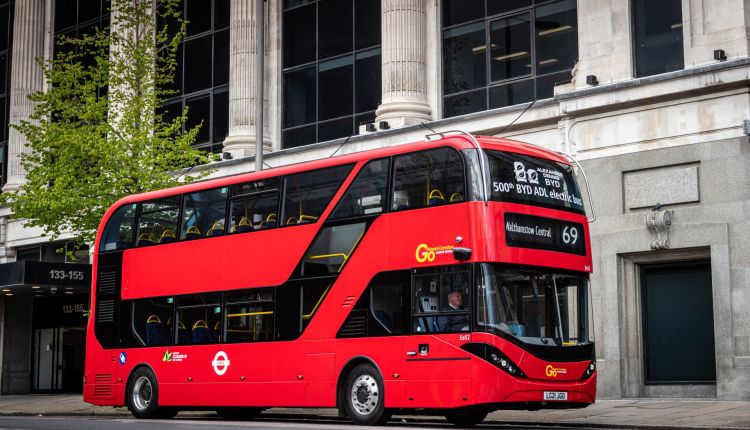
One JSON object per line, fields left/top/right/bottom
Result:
{"left": 121, "top": 224, "right": 319, "bottom": 299}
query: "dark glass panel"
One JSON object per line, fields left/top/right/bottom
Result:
{"left": 0, "top": 98, "right": 5, "bottom": 141}
{"left": 0, "top": 6, "right": 8, "bottom": 50}
{"left": 284, "top": 0, "right": 314, "bottom": 8}
{"left": 634, "top": 0, "right": 683, "bottom": 77}
{"left": 443, "top": 88, "right": 485, "bottom": 118}
{"left": 171, "top": 44, "right": 184, "bottom": 95}
{"left": 160, "top": 99, "right": 182, "bottom": 126}
{"left": 488, "top": 78, "right": 533, "bottom": 108}
{"left": 535, "top": 0, "right": 577, "bottom": 75}
{"left": 487, "top": 0, "right": 532, "bottom": 16}
{"left": 229, "top": 191, "right": 279, "bottom": 232}
{"left": 355, "top": 49, "right": 380, "bottom": 113}
{"left": 443, "top": 0, "right": 483, "bottom": 27}
{"left": 490, "top": 13, "right": 532, "bottom": 82}
{"left": 214, "top": 0, "right": 229, "bottom": 29}
{"left": 186, "top": 0, "right": 212, "bottom": 36}
{"left": 318, "top": 117, "right": 353, "bottom": 143}
{"left": 212, "top": 89, "right": 228, "bottom": 143}
{"left": 283, "top": 124, "right": 316, "bottom": 149}
{"left": 282, "top": 164, "right": 352, "bottom": 225}
{"left": 184, "top": 35, "right": 212, "bottom": 93}
{"left": 213, "top": 29, "right": 229, "bottom": 85}
{"left": 181, "top": 187, "right": 228, "bottom": 239}
{"left": 331, "top": 158, "right": 390, "bottom": 219}
{"left": 443, "top": 22, "right": 486, "bottom": 94}
{"left": 319, "top": 0, "right": 352, "bottom": 59}
{"left": 283, "top": 4, "right": 316, "bottom": 67}
{"left": 54, "top": 0, "right": 77, "bottom": 32}
{"left": 0, "top": 53, "right": 5, "bottom": 93}
{"left": 78, "top": 0, "right": 102, "bottom": 24}
{"left": 283, "top": 66, "right": 316, "bottom": 127}
{"left": 535, "top": 70, "right": 570, "bottom": 99}
{"left": 318, "top": 55, "right": 353, "bottom": 120}
{"left": 185, "top": 95, "right": 211, "bottom": 143}
{"left": 355, "top": 0, "right": 380, "bottom": 50}
{"left": 391, "top": 148, "right": 465, "bottom": 211}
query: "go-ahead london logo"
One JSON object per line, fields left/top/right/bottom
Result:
{"left": 212, "top": 351, "right": 230, "bottom": 376}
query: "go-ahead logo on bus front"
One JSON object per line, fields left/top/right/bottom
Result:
{"left": 212, "top": 351, "right": 230, "bottom": 375}
{"left": 415, "top": 243, "right": 454, "bottom": 263}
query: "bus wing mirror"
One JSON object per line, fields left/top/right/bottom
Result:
{"left": 452, "top": 247, "right": 472, "bottom": 261}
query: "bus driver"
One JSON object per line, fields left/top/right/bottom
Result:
{"left": 439, "top": 291, "right": 469, "bottom": 332}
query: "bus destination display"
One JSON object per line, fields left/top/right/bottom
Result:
{"left": 505, "top": 213, "right": 586, "bottom": 255}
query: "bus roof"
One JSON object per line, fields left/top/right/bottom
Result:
{"left": 112, "top": 134, "right": 569, "bottom": 207}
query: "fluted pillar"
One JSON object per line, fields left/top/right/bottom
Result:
{"left": 3, "top": 0, "right": 47, "bottom": 192}
{"left": 375, "top": 0, "right": 432, "bottom": 129}
{"left": 223, "top": 0, "right": 270, "bottom": 159}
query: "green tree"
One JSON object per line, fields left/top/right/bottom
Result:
{"left": 2, "top": 0, "right": 211, "bottom": 247}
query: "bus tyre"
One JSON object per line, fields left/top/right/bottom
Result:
{"left": 445, "top": 409, "right": 488, "bottom": 427}
{"left": 126, "top": 367, "right": 174, "bottom": 419}
{"left": 344, "top": 363, "right": 391, "bottom": 425}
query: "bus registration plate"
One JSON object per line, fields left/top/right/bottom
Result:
{"left": 543, "top": 391, "right": 568, "bottom": 401}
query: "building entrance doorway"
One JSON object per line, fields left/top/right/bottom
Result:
{"left": 641, "top": 261, "right": 715, "bottom": 384}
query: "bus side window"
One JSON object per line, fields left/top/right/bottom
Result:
{"left": 181, "top": 187, "right": 228, "bottom": 240}
{"left": 391, "top": 148, "right": 466, "bottom": 211}
{"left": 99, "top": 204, "right": 137, "bottom": 252}
{"left": 137, "top": 197, "right": 180, "bottom": 246}
{"left": 225, "top": 288, "right": 274, "bottom": 343}
{"left": 229, "top": 177, "right": 280, "bottom": 233}
{"left": 176, "top": 294, "right": 222, "bottom": 345}
{"left": 282, "top": 164, "right": 353, "bottom": 225}
{"left": 329, "top": 158, "right": 390, "bottom": 220}
{"left": 370, "top": 276, "right": 405, "bottom": 335}
{"left": 132, "top": 297, "right": 175, "bottom": 347}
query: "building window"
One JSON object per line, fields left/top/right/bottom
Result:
{"left": 282, "top": 0, "right": 381, "bottom": 149}
{"left": 162, "top": 0, "right": 229, "bottom": 154}
{"left": 442, "top": 0, "right": 577, "bottom": 118}
{"left": 0, "top": 0, "right": 14, "bottom": 187}
{"left": 17, "top": 242, "right": 91, "bottom": 264}
{"left": 633, "top": 0, "right": 683, "bottom": 78}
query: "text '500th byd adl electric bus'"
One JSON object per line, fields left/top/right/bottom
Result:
{"left": 84, "top": 132, "right": 597, "bottom": 426}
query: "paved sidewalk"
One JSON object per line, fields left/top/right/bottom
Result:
{"left": 0, "top": 394, "right": 749, "bottom": 429}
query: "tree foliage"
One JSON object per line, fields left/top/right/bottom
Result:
{"left": 2, "top": 0, "right": 211, "bottom": 246}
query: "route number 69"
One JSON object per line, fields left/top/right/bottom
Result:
{"left": 562, "top": 226, "right": 578, "bottom": 244}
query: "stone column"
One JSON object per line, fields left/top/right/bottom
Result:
{"left": 223, "top": 0, "right": 270, "bottom": 159}
{"left": 3, "top": 0, "right": 48, "bottom": 192}
{"left": 375, "top": 0, "right": 432, "bottom": 129}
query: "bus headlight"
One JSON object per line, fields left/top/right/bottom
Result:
{"left": 463, "top": 343, "right": 526, "bottom": 378}
{"left": 581, "top": 360, "right": 596, "bottom": 380}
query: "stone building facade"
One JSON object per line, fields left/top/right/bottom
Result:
{"left": 0, "top": 0, "right": 748, "bottom": 400}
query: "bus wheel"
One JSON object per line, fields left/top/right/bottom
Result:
{"left": 126, "top": 367, "right": 174, "bottom": 419}
{"left": 344, "top": 363, "right": 391, "bottom": 425}
{"left": 445, "top": 409, "right": 488, "bottom": 427}
{"left": 216, "top": 407, "right": 263, "bottom": 420}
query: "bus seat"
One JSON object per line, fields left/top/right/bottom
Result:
{"left": 208, "top": 219, "right": 226, "bottom": 236}
{"left": 192, "top": 320, "right": 213, "bottom": 344}
{"left": 145, "top": 315, "right": 169, "bottom": 346}
{"left": 233, "top": 217, "right": 252, "bottom": 233}
{"left": 286, "top": 216, "right": 298, "bottom": 225}
{"left": 428, "top": 189, "right": 445, "bottom": 206}
{"left": 137, "top": 233, "right": 154, "bottom": 246}
{"left": 160, "top": 229, "right": 177, "bottom": 243}
{"left": 259, "top": 213, "right": 277, "bottom": 229}
{"left": 449, "top": 192, "right": 464, "bottom": 202}
{"left": 185, "top": 225, "right": 201, "bottom": 240}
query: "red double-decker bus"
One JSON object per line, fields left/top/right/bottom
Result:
{"left": 84, "top": 132, "right": 596, "bottom": 426}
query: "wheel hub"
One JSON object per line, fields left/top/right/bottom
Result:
{"left": 132, "top": 376, "right": 152, "bottom": 411}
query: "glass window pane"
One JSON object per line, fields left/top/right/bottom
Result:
{"left": 54, "top": 0, "right": 77, "bottom": 32}
{"left": 392, "top": 148, "right": 466, "bottom": 211}
{"left": 634, "top": 0, "right": 684, "bottom": 77}
{"left": 138, "top": 199, "right": 180, "bottom": 246}
{"left": 535, "top": 71, "right": 570, "bottom": 100}
{"left": 318, "top": 117, "right": 353, "bottom": 143}
{"left": 212, "top": 89, "right": 228, "bottom": 143}
{"left": 134, "top": 297, "right": 174, "bottom": 346}
{"left": 284, "top": 66, "right": 316, "bottom": 128}
{"left": 355, "top": 49, "right": 381, "bottom": 113}
{"left": 0, "top": 6, "right": 9, "bottom": 50}
{"left": 99, "top": 204, "right": 137, "bottom": 252}
{"left": 443, "top": 88, "right": 486, "bottom": 118}
{"left": 283, "top": 4, "right": 316, "bottom": 67}
{"left": 283, "top": 124, "right": 316, "bottom": 149}
{"left": 176, "top": 305, "right": 222, "bottom": 344}
{"left": 355, "top": 0, "right": 380, "bottom": 50}
{"left": 284, "top": 0, "right": 314, "bottom": 8}
{"left": 319, "top": 0, "right": 352, "bottom": 59}
{"left": 184, "top": 35, "right": 213, "bottom": 93}
{"left": 443, "top": 22, "right": 486, "bottom": 95}
{"left": 319, "top": 56, "right": 353, "bottom": 120}
{"left": 370, "top": 273, "right": 406, "bottom": 334}
{"left": 536, "top": 0, "right": 577, "bottom": 75}
{"left": 213, "top": 29, "right": 229, "bottom": 86}
{"left": 78, "top": 0, "right": 102, "bottom": 24}
{"left": 185, "top": 95, "right": 211, "bottom": 143}
{"left": 443, "top": 0, "right": 483, "bottom": 27}
{"left": 0, "top": 53, "right": 7, "bottom": 94}
{"left": 490, "top": 13, "right": 532, "bottom": 82}
{"left": 302, "top": 223, "right": 366, "bottom": 277}
{"left": 226, "top": 302, "right": 274, "bottom": 342}
{"left": 487, "top": 0, "right": 532, "bottom": 16}
{"left": 282, "top": 164, "right": 353, "bottom": 225}
{"left": 181, "top": 187, "right": 228, "bottom": 239}
{"left": 0, "top": 99, "right": 5, "bottom": 141}
{"left": 214, "top": 0, "right": 229, "bottom": 29}
{"left": 230, "top": 192, "right": 279, "bottom": 232}
{"left": 331, "top": 158, "right": 390, "bottom": 219}
{"left": 233, "top": 177, "right": 281, "bottom": 196}
{"left": 186, "top": 0, "right": 212, "bottom": 36}
{"left": 489, "top": 78, "right": 533, "bottom": 108}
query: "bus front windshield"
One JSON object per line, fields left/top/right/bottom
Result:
{"left": 476, "top": 263, "right": 592, "bottom": 346}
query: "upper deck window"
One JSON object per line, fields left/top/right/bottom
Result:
{"left": 391, "top": 148, "right": 466, "bottom": 211}
{"left": 282, "top": 164, "right": 353, "bottom": 226}
{"left": 181, "top": 187, "right": 229, "bottom": 239}
{"left": 330, "top": 158, "right": 390, "bottom": 220}
{"left": 137, "top": 197, "right": 181, "bottom": 246}
{"left": 229, "top": 178, "right": 281, "bottom": 232}
{"left": 99, "top": 204, "right": 137, "bottom": 252}
{"left": 487, "top": 150, "right": 584, "bottom": 214}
